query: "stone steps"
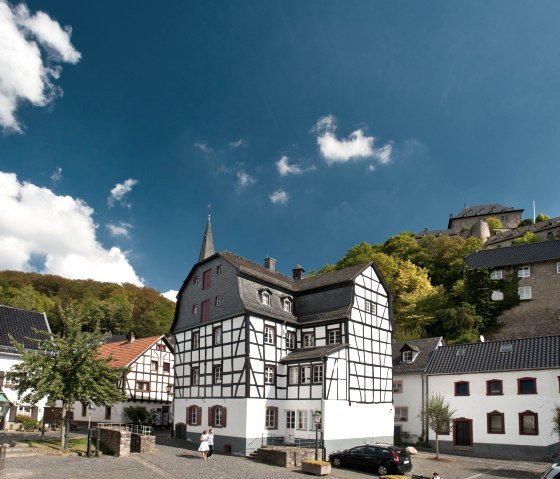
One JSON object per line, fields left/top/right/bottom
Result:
{"left": 2, "top": 443, "right": 40, "bottom": 458}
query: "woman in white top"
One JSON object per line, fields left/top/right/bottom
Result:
{"left": 207, "top": 428, "right": 214, "bottom": 458}
{"left": 198, "top": 430, "right": 209, "bottom": 460}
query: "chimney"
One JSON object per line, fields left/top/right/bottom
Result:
{"left": 264, "top": 257, "right": 276, "bottom": 272}
{"left": 129, "top": 332, "right": 135, "bottom": 342}
{"left": 292, "top": 264, "right": 305, "bottom": 280}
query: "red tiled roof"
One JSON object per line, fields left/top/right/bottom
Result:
{"left": 98, "top": 336, "right": 163, "bottom": 367}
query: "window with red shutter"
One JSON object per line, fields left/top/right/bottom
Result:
{"left": 201, "top": 300, "right": 210, "bottom": 322}
{"left": 203, "top": 270, "right": 211, "bottom": 289}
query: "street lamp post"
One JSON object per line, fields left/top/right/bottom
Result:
{"left": 166, "top": 383, "right": 174, "bottom": 437}
{"left": 313, "top": 410, "right": 322, "bottom": 460}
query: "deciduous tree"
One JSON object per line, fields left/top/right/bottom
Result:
{"left": 422, "top": 394, "right": 456, "bottom": 459}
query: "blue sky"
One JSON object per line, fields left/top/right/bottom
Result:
{"left": 2, "top": 1, "right": 560, "bottom": 298}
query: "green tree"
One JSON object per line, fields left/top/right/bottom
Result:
{"left": 536, "top": 213, "right": 550, "bottom": 223}
{"left": 552, "top": 404, "right": 560, "bottom": 442}
{"left": 512, "top": 231, "right": 541, "bottom": 246}
{"left": 518, "top": 218, "right": 533, "bottom": 227}
{"left": 485, "top": 217, "right": 503, "bottom": 234}
{"left": 124, "top": 406, "right": 150, "bottom": 424}
{"left": 422, "top": 394, "right": 456, "bottom": 459}
{"left": 11, "top": 304, "right": 125, "bottom": 451}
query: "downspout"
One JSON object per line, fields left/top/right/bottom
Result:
{"left": 321, "top": 354, "right": 327, "bottom": 460}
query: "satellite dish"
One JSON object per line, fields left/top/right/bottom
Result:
{"left": 480, "top": 335, "right": 485, "bottom": 343}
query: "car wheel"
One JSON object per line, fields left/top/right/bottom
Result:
{"left": 377, "top": 464, "right": 388, "bottom": 476}
{"left": 331, "top": 457, "right": 342, "bottom": 467}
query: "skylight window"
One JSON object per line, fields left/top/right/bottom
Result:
{"left": 456, "top": 347, "right": 466, "bottom": 357}
{"left": 499, "top": 344, "right": 512, "bottom": 353}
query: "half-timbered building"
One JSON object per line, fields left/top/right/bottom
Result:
{"left": 72, "top": 334, "right": 174, "bottom": 427}
{"left": 171, "top": 218, "right": 394, "bottom": 456}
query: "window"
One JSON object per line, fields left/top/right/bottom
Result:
{"left": 137, "top": 381, "right": 150, "bottom": 391}
{"left": 213, "top": 326, "right": 223, "bottom": 346}
{"left": 518, "top": 266, "right": 530, "bottom": 277}
{"left": 105, "top": 407, "right": 111, "bottom": 420}
{"left": 303, "top": 333, "right": 315, "bottom": 347}
{"left": 402, "top": 350, "right": 412, "bottom": 363}
{"left": 151, "top": 360, "right": 158, "bottom": 372}
{"left": 163, "top": 362, "right": 170, "bottom": 373}
{"left": 300, "top": 366, "right": 311, "bottom": 384}
{"left": 487, "top": 411, "right": 505, "bottom": 434}
{"left": 312, "top": 364, "right": 323, "bottom": 383}
{"left": 491, "top": 290, "right": 504, "bottom": 301}
{"left": 264, "top": 365, "right": 275, "bottom": 384}
{"left": 455, "top": 381, "right": 470, "bottom": 396}
{"left": 365, "top": 300, "right": 376, "bottom": 314}
{"left": 395, "top": 407, "right": 408, "bottom": 422}
{"left": 201, "top": 300, "right": 210, "bottom": 322}
{"left": 265, "top": 406, "right": 278, "bottom": 429}
{"left": 283, "top": 298, "right": 292, "bottom": 312}
{"left": 210, "top": 405, "right": 227, "bottom": 427}
{"left": 486, "top": 379, "right": 503, "bottom": 395}
{"left": 192, "top": 331, "right": 200, "bottom": 349}
{"left": 297, "top": 410, "right": 308, "bottom": 430}
{"left": 557, "top": 262, "right": 560, "bottom": 274}
{"left": 288, "top": 366, "right": 299, "bottom": 385}
{"left": 213, "top": 365, "right": 223, "bottom": 384}
{"left": 264, "top": 326, "right": 275, "bottom": 344}
{"left": 188, "top": 405, "right": 201, "bottom": 426}
{"left": 518, "top": 286, "right": 532, "bottom": 300}
{"left": 192, "top": 304, "right": 198, "bottom": 315}
{"left": 286, "top": 410, "right": 295, "bottom": 429}
{"left": 328, "top": 329, "right": 341, "bottom": 344}
{"left": 157, "top": 343, "right": 166, "bottom": 352}
{"left": 17, "top": 405, "right": 31, "bottom": 416}
{"left": 194, "top": 276, "right": 199, "bottom": 285}
{"left": 191, "top": 367, "right": 200, "bottom": 385}
{"left": 285, "top": 331, "right": 296, "bottom": 350}
{"left": 490, "top": 269, "right": 503, "bottom": 280}
{"left": 217, "top": 264, "right": 222, "bottom": 275}
{"left": 215, "top": 296, "right": 221, "bottom": 306}
{"left": 519, "top": 411, "right": 538, "bottom": 435}
{"left": 261, "top": 291, "right": 271, "bottom": 306}
{"left": 518, "top": 377, "right": 536, "bottom": 394}
{"left": 203, "top": 269, "right": 212, "bottom": 289}
{"left": 393, "top": 380, "right": 403, "bottom": 394}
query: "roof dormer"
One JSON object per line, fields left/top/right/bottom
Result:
{"left": 400, "top": 343, "right": 420, "bottom": 363}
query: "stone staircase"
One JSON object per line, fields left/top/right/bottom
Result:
{"left": 2, "top": 442, "right": 40, "bottom": 458}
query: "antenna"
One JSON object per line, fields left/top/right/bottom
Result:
{"left": 208, "top": 204, "right": 212, "bottom": 221}
{"left": 533, "top": 200, "right": 536, "bottom": 223}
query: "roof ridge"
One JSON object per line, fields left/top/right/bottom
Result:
{"left": 221, "top": 251, "right": 294, "bottom": 280}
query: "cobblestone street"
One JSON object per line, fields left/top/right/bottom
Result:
{"left": 1, "top": 433, "right": 553, "bottom": 479}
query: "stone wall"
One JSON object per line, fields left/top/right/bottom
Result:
{"left": 134, "top": 433, "right": 155, "bottom": 453}
{"left": 252, "top": 446, "right": 315, "bottom": 467}
{"left": 99, "top": 427, "right": 131, "bottom": 457}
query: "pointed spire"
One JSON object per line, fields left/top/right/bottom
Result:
{"left": 198, "top": 206, "right": 215, "bottom": 262}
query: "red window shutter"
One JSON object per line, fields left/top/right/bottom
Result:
{"left": 203, "top": 270, "right": 211, "bottom": 289}
{"left": 208, "top": 407, "right": 213, "bottom": 427}
{"left": 201, "top": 300, "right": 210, "bottom": 322}
{"left": 221, "top": 407, "right": 227, "bottom": 427}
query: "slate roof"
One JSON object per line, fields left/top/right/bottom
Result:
{"left": 485, "top": 217, "right": 560, "bottom": 246}
{"left": 393, "top": 337, "right": 442, "bottom": 374}
{"left": 415, "top": 228, "right": 459, "bottom": 239}
{"left": 0, "top": 305, "right": 51, "bottom": 354}
{"left": 98, "top": 335, "right": 167, "bottom": 368}
{"left": 280, "top": 344, "right": 348, "bottom": 363}
{"left": 464, "top": 240, "right": 560, "bottom": 269}
{"left": 448, "top": 204, "right": 523, "bottom": 229}
{"left": 425, "top": 335, "right": 560, "bottom": 375}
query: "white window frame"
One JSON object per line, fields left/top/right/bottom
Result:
{"left": 286, "top": 410, "right": 295, "bottom": 429}
{"left": 518, "top": 266, "right": 530, "bottom": 278}
{"left": 300, "top": 366, "right": 311, "bottom": 384}
{"left": 297, "top": 410, "right": 308, "bottom": 430}
{"left": 136, "top": 381, "right": 150, "bottom": 391}
{"left": 264, "top": 326, "right": 275, "bottom": 344}
{"left": 285, "top": 331, "right": 296, "bottom": 350}
{"left": 328, "top": 329, "right": 341, "bottom": 344}
{"left": 283, "top": 298, "right": 292, "bottom": 312}
{"left": 17, "top": 405, "right": 32, "bottom": 416}
{"left": 265, "top": 407, "right": 276, "bottom": 429}
{"left": 288, "top": 366, "right": 299, "bottom": 385}
{"left": 261, "top": 291, "right": 271, "bottom": 306}
{"left": 264, "top": 365, "right": 275, "bottom": 384}
{"left": 402, "top": 350, "right": 412, "bottom": 363}
{"left": 215, "top": 296, "right": 221, "bottom": 307}
{"left": 490, "top": 269, "right": 503, "bottom": 280}
{"left": 214, "top": 406, "right": 223, "bottom": 427}
{"left": 312, "top": 364, "right": 323, "bottom": 383}
{"left": 192, "top": 331, "right": 200, "bottom": 349}
{"left": 393, "top": 380, "right": 403, "bottom": 393}
{"left": 214, "top": 326, "right": 223, "bottom": 345}
{"left": 518, "top": 286, "right": 532, "bottom": 300}
{"left": 303, "top": 333, "right": 314, "bottom": 348}
{"left": 213, "top": 365, "right": 223, "bottom": 384}
{"left": 395, "top": 407, "right": 408, "bottom": 422}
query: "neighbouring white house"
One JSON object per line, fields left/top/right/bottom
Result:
{"left": 170, "top": 217, "right": 395, "bottom": 456}
{"left": 425, "top": 335, "right": 560, "bottom": 458}
{"left": 0, "top": 305, "right": 52, "bottom": 430}
{"left": 392, "top": 337, "right": 443, "bottom": 444}
{"left": 72, "top": 334, "right": 174, "bottom": 428}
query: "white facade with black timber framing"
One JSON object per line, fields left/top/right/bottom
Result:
{"left": 170, "top": 219, "right": 394, "bottom": 456}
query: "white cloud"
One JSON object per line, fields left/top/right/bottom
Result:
{"left": 236, "top": 171, "right": 256, "bottom": 189}
{"left": 0, "top": 171, "right": 143, "bottom": 285}
{"left": 313, "top": 115, "right": 393, "bottom": 166}
{"left": 0, "top": 1, "right": 80, "bottom": 132}
{"left": 194, "top": 142, "right": 212, "bottom": 153}
{"left": 228, "top": 138, "right": 246, "bottom": 149}
{"left": 106, "top": 222, "right": 132, "bottom": 238}
{"left": 269, "top": 189, "right": 289, "bottom": 204}
{"left": 162, "top": 290, "right": 178, "bottom": 302}
{"left": 108, "top": 178, "right": 138, "bottom": 208}
{"left": 50, "top": 166, "right": 62, "bottom": 183}
{"left": 276, "top": 156, "right": 317, "bottom": 176}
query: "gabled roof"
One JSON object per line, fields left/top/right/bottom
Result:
{"left": 280, "top": 344, "right": 348, "bottom": 363}
{"left": 449, "top": 204, "right": 522, "bottom": 228}
{"left": 485, "top": 216, "right": 560, "bottom": 246}
{"left": 98, "top": 335, "right": 168, "bottom": 368}
{"left": 425, "top": 335, "right": 560, "bottom": 375}
{"left": 393, "top": 337, "right": 442, "bottom": 374}
{"left": 0, "top": 305, "right": 51, "bottom": 354}
{"left": 415, "top": 228, "right": 459, "bottom": 239}
{"left": 464, "top": 240, "right": 560, "bottom": 269}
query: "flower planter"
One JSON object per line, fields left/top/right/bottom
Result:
{"left": 301, "top": 460, "right": 331, "bottom": 476}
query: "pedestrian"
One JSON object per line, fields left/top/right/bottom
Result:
{"left": 207, "top": 428, "right": 214, "bottom": 458}
{"left": 198, "top": 430, "right": 209, "bottom": 460}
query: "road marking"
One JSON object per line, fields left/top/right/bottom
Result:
{"left": 464, "top": 465, "right": 502, "bottom": 479}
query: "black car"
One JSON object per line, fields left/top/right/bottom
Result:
{"left": 329, "top": 443, "right": 412, "bottom": 476}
